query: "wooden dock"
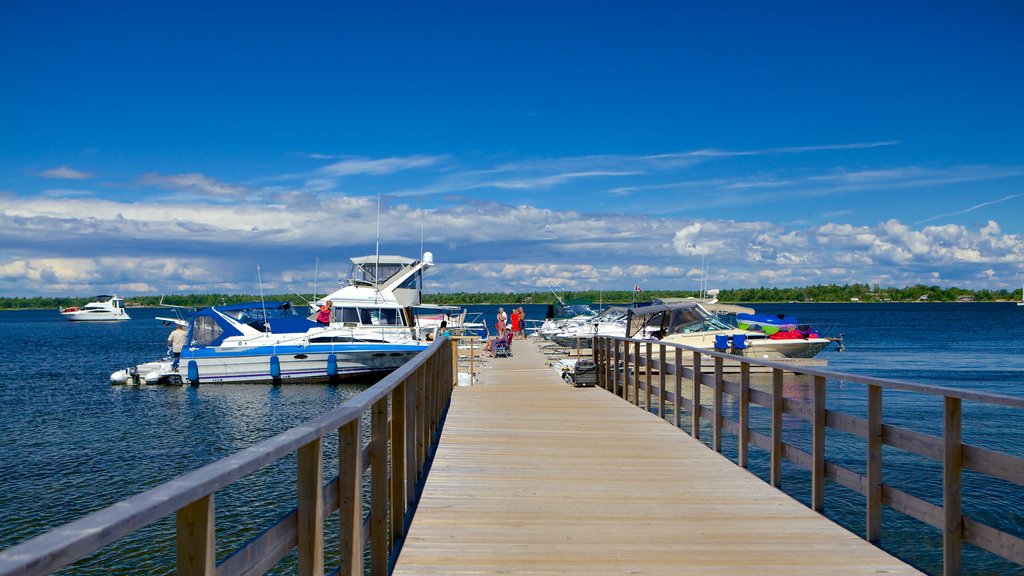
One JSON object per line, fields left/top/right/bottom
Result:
{"left": 393, "top": 338, "right": 920, "bottom": 575}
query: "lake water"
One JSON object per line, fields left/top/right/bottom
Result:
{"left": 1, "top": 303, "right": 1022, "bottom": 574}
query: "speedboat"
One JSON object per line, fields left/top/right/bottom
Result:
{"left": 548, "top": 304, "right": 660, "bottom": 347}
{"left": 60, "top": 295, "right": 131, "bottom": 321}
{"left": 537, "top": 300, "right": 600, "bottom": 340}
{"left": 110, "top": 300, "right": 427, "bottom": 385}
{"left": 625, "top": 303, "right": 843, "bottom": 360}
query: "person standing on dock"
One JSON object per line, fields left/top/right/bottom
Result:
{"left": 167, "top": 324, "right": 187, "bottom": 372}
{"left": 509, "top": 307, "right": 520, "bottom": 339}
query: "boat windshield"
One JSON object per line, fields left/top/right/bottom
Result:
{"left": 555, "top": 303, "right": 595, "bottom": 318}
{"left": 350, "top": 262, "right": 405, "bottom": 286}
{"left": 190, "top": 316, "right": 224, "bottom": 347}
{"left": 627, "top": 304, "right": 731, "bottom": 338}
{"left": 221, "top": 304, "right": 297, "bottom": 325}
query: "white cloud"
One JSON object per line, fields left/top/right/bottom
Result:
{"left": 319, "top": 155, "right": 445, "bottom": 177}
{"left": 37, "top": 166, "right": 95, "bottom": 179}
{"left": 138, "top": 173, "right": 250, "bottom": 200}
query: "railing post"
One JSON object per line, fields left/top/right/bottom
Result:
{"left": 645, "top": 341, "right": 653, "bottom": 411}
{"left": 297, "top": 438, "right": 324, "bottom": 576}
{"left": 771, "top": 368, "right": 783, "bottom": 487}
{"left": 338, "top": 418, "right": 363, "bottom": 576}
{"left": 633, "top": 340, "right": 641, "bottom": 406}
{"left": 867, "top": 384, "right": 882, "bottom": 544}
{"left": 713, "top": 355, "right": 723, "bottom": 453}
{"left": 176, "top": 495, "right": 215, "bottom": 575}
{"left": 674, "top": 347, "right": 682, "bottom": 429}
{"left": 944, "top": 396, "right": 963, "bottom": 576}
{"left": 618, "top": 338, "right": 626, "bottom": 401}
{"left": 658, "top": 343, "right": 666, "bottom": 419}
{"left": 414, "top": 365, "right": 426, "bottom": 478}
{"left": 738, "top": 362, "right": 749, "bottom": 468}
{"left": 371, "top": 396, "right": 390, "bottom": 574}
{"left": 392, "top": 380, "right": 408, "bottom": 542}
{"left": 691, "top": 351, "right": 701, "bottom": 439}
{"left": 613, "top": 339, "right": 621, "bottom": 397}
{"left": 812, "top": 375, "right": 826, "bottom": 511}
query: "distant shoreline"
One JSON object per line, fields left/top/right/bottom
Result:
{"left": 2, "top": 299, "right": 1019, "bottom": 312}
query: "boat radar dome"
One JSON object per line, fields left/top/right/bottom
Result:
{"left": 422, "top": 251, "right": 434, "bottom": 266}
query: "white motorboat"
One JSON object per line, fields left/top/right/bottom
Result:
{"left": 59, "top": 295, "right": 131, "bottom": 321}
{"left": 310, "top": 252, "right": 486, "bottom": 342}
{"left": 548, "top": 305, "right": 660, "bottom": 347}
{"left": 537, "top": 301, "right": 599, "bottom": 340}
{"left": 626, "top": 303, "right": 843, "bottom": 360}
{"left": 112, "top": 251, "right": 440, "bottom": 386}
{"left": 111, "top": 300, "right": 427, "bottom": 385}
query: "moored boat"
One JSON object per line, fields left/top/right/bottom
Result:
{"left": 60, "top": 295, "right": 131, "bottom": 321}
{"left": 111, "top": 300, "right": 427, "bottom": 385}
{"left": 626, "top": 302, "right": 843, "bottom": 360}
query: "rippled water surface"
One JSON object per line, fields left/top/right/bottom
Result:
{"left": 1, "top": 303, "right": 1022, "bottom": 574}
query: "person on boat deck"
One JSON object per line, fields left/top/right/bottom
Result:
{"left": 167, "top": 324, "right": 187, "bottom": 371}
{"left": 428, "top": 320, "right": 450, "bottom": 341}
{"left": 497, "top": 307, "right": 508, "bottom": 326}
{"left": 316, "top": 300, "right": 333, "bottom": 326}
{"left": 516, "top": 307, "right": 526, "bottom": 339}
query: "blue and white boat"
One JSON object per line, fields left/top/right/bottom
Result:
{"left": 110, "top": 302, "right": 427, "bottom": 386}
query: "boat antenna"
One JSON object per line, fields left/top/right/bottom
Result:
{"left": 257, "top": 264, "right": 269, "bottom": 332}
{"left": 374, "top": 193, "right": 381, "bottom": 304}
{"left": 287, "top": 286, "right": 314, "bottom": 307}
{"left": 312, "top": 256, "right": 319, "bottom": 302}
{"left": 542, "top": 279, "right": 566, "bottom": 307}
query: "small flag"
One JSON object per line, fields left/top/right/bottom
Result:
{"left": 634, "top": 285, "right": 642, "bottom": 292}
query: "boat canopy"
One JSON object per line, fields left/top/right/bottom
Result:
{"left": 187, "top": 301, "right": 319, "bottom": 348}
{"left": 348, "top": 255, "right": 419, "bottom": 287}
{"left": 625, "top": 303, "right": 714, "bottom": 339}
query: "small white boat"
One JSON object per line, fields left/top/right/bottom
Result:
{"left": 626, "top": 303, "right": 843, "bottom": 360}
{"left": 59, "top": 295, "right": 130, "bottom": 321}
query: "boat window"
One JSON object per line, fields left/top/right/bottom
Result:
{"left": 351, "top": 262, "right": 404, "bottom": 285}
{"left": 368, "top": 308, "right": 402, "bottom": 326}
{"left": 190, "top": 316, "right": 223, "bottom": 347}
{"left": 339, "top": 307, "right": 361, "bottom": 323}
{"left": 309, "top": 336, "right": 356, "bottom": 343}
{"left": 398, "top": 271, "right": 420, "bottom": 290}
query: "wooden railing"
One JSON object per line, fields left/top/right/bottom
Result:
{"left": 0, "top": 338, "right": 455, "bottom": 576}
{"left": 594, "top": 335, "right": 1024, "bottom": 576}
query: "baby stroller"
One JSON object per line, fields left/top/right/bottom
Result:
{"left": 493, "top": 332, "right": 513, "bottom": 358}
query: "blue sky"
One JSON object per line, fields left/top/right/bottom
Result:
{"left": 2, "top": 1, "right": 1023, "bottom": 296}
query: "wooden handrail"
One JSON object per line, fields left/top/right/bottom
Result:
{"left": 0, "top": 339, "right": 455, "bottom": 576}
{"left": 594, "top": 335, "right": 1024, "bottom": 574}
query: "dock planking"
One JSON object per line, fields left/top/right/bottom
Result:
{"left": 393, "top": 338, "right": 920, "bottom": 575}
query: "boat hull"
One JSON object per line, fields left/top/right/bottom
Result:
{"left": 60, "top": 310, "right": 130, "bottom": 321}
{"left": 182, "top": 346, "right": 424, "bottom": 384}
{"left": 113, "top": 344, "right": 426, "bottom": 385}
{"left": 662, "top": 331, "right": 832, "bottom": 360}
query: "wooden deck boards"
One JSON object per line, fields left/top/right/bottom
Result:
{"left": 393, "top": 339, "right": 920, "bottom": 575}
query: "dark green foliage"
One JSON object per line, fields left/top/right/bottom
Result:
{"left": 1, "top": 285, "right": 1020, "bottom": 310}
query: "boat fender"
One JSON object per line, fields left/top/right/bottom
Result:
{"left": 327, "top": 354, "right": 338, "bottom": 376}
{"left": 187, "top": 360, "right": 199, "bottom": 385}
{"left": 270, "top": 355, "right": 281, "bottom": 379}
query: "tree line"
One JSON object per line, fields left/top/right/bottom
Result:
{"left": 2, "top": 284, "right": 1020, "bottom": 310}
